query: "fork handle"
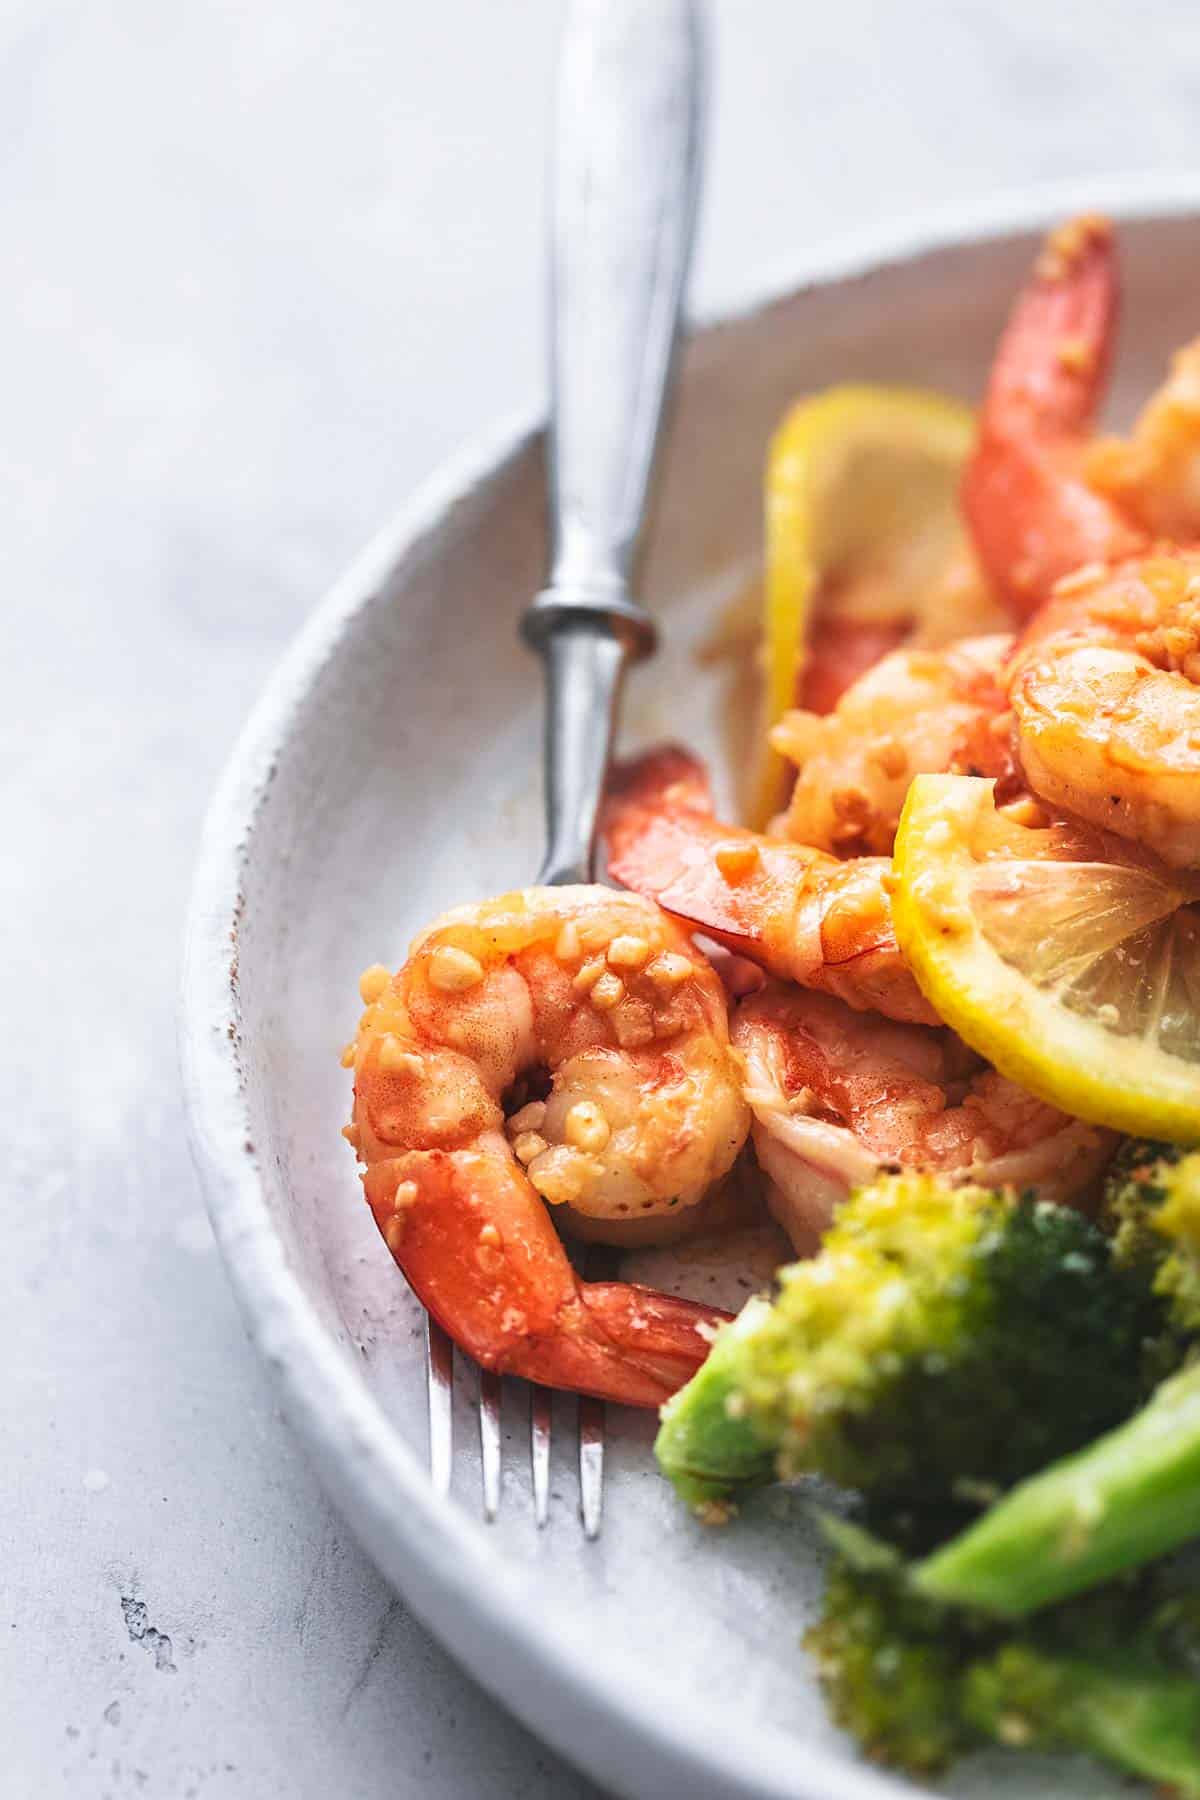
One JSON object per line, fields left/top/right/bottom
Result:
{"left": 524, "top": 0, "right": 705, "bottom": 885}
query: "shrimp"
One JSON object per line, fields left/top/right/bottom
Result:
{"left": 1088, "top": 337, "right": 1200, "bottom": 540}
{"left": 604, "top": 745, "right": 938, "bottom": 1025}
{"left": 346, "top": 886, "right": 747, "bottom": 1406}
{"left": 1008, "top": 553, "right": 1200, "bottom": 867}
{"left": 960, "top": 218, "right": 1200, "bottom": 866}
{"left": 770, "top": 635, "right": 1018, "bottom": 856}
{"left": 961, "top": 214, "right": 1145, "bottom": 618}
{"left": 734, "top": 984, "right": 1115, "bottom": 1251}
{"left": 799, "top": 550, "right": 1009, "bottom": 717}
{"left": 800, "top": 618, "right": 911, "bottom": 717}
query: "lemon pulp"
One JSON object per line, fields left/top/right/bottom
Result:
{"left": 893, "top": 774, "right": 1200, "bottom": 1143}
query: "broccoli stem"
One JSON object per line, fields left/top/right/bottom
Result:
{"left": 915, "top": 1360, "right": 1200, "bottom": 1617}
{"left": 964, "top": 1649, "right": 1200, "bottom": 1798}
{"left": 654, "top": 1295, "right": 777, "bottom": 1515}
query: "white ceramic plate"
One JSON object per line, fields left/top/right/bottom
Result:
{"left": 183, "top": 179, "right": 1200, "bottom": 1800}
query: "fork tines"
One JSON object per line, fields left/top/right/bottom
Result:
{"left": 530, "top": 1385, "right": 552, "bottom": 1527}
{"left": 424, "top": 1319, "right": 605, "bottom": 1535}
{"left": 425, "top": 1314, "right": 454, "bottom": 1499}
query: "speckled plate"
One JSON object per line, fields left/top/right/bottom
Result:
{"left": 182, "top": 179, "right": 1200, "bottom": 1800}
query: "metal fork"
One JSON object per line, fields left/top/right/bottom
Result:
{"left": 425, "top": 0, "right": 705, "bottom": 1536}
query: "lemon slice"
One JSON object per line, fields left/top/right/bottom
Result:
{"left": 758, "top": 385, "right": 1000, "bottom": 821}
{"left": 893, "top": 774, "right": 1200, "bottom": 1143}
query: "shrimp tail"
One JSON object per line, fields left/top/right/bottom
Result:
{"left": 963, "top": 215, "right": 1144, "bottom": 616}
{"left": 986, "top": 215, "right": 1119, "bottom": 441}
{"left": 605, "top": 741, "right": 716, "bottom": 831}
{"left": 364, "top": 1150, "right": 730, "bottom": 1409}
{"left": 577, "top": 1282, "right": 729, "bottom": 1393}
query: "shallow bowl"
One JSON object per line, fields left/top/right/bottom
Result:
{"left": 183, "top": 178, "right": 1200, "bottom": 1800}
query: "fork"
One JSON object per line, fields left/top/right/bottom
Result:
{"left": 425, "top": 0, "right": 705, "bottom": 1536}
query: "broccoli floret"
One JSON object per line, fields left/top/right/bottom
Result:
{"left": 909, "top": 1145, "right": 1200, "bottom": 1620}
{"left": 805, "top": 1537, "right": 980, "bottom": 1772}
{"left": 1105, "top": 1139, "right": 1200, "bottom": 1341}
{"left": 655, "top": 1174, "right": 1160, "bottom": 1515}
{"left": 654, "top": 1296, "right": 777, "bottom": 1520}
{"left": 808, "top": 1530, "right": 1200, "bottom": 1794}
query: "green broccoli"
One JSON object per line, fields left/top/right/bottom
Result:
{"left": 806, "top": 1535, "right": 978, "bottom": 1772}
{"left": 914, "top": 1357, "right": 1200, "bottom": 1616}
{"left": 913, "top": 1141, "right": 1200, "bottom": 1617}
{"left": 1106, "top": 1138, "right": 1200, "bottom": 1341}
{"left": 655, "top": 1173, "right": 1160, "bottom": 1516}
{"left": 653, "top": 1295, "right": 777, "bottom": 1520}
{"left": 808, "top": 1521, "right": 1200, "bottom": 1794}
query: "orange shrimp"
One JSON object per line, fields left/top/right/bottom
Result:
{"left": 962, "top": 214, "right": 1145, "bottom": 618}
{"left": 347, "top": 886, "right": 745, "bottom": 1406}
{"left": 963, "top": 217, "right": 1200, "bottom": 866}
{"left": 1008, "top": 553, "right": 1200, "bottom": 867}
{"left": 734, "top": 984, "right": 1115, "bottom": 1251}
{"left": 770, "top": 635, "right": 1018, "bottom": 857}
{"left": 1087, "top": 336, "right": 1200, "bottom": 541}
{"left": 797, "top": 551, "right": 1006, "bottom": 716}
{"left": 604, "top": 745, "right": 938, "bottom": 1025}
{"left": 798, "top": 617, "right": 911, "bottom": 716}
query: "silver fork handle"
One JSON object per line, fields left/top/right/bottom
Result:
{"left": 524, "top": 0, "right": 705, "bottom": 885}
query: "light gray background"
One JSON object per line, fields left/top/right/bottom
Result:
{"left": 7, "top": 2, "right": 1200, "bottom": 1795}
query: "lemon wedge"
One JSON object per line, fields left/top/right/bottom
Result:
{"left": 892, "top": 774, "right": 1200, "bottom": 1143}
{"left": 758, "top": 385, "right": 999, "bottom": 822}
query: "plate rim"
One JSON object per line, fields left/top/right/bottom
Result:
{"left": 181, "top": 171, "right": 1200, "bottom": 1800}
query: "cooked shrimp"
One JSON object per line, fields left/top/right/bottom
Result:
{"left": 961, "top": 217, "right": 1200, "bottom": 866}
{"left": 347, "top": 886, "right": 747, "bottom": 1406}
{"left": 1009, "top": 553, "right": 1200, "bottom": 867}
{"left": 1088, "top": 337, "right": 1200, "bottom": 540}
{"left": 604, "top": 745, "right": 938, "bottom": 1025}
{"left": 962, "top": 215, "right": 1145, "bottom": 617}
{"left": 799, "top": 550, "right": 1008, "bottom": 717}
{"left": 800, "top": 619, "right": 908, "bottom": 719}
{"left": 771, "top": 635, "right": 1017, "bottom": 856}
{"left": 734, "top": 984, "right": 1115, "bottom": 1251}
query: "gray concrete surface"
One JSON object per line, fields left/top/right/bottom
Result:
{"left": 6, "top": 2, "right": 1200, "bottom": 1794}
